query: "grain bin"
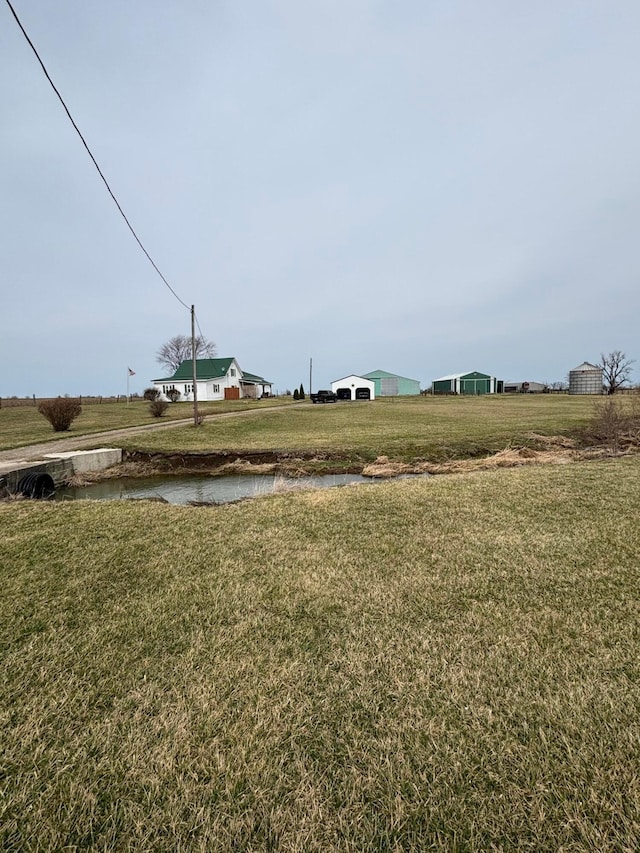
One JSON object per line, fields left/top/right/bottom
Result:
{"left": 569, "top": 362, "right": 603, "bottom": 395}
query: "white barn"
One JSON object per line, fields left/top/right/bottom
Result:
{"left": 331, "top": 374, "right": 376, "bottom": 401}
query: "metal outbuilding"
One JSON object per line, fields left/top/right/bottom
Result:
{"left": 432, "top": 371, "right": 503, "bottom": 395}
{"left": 503, "top": 380, "right": 548, "bottom": 393}
{"left": 361, "top": 369, "right": 421, "bottom": 396}
{"left": 568, "top": 362, "right": 603, "bottom": 395}
{"left": 331, "top": 375, "right": 376, "bottom": 401}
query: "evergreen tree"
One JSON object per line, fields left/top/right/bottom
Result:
{"left": 299, "top": 383, "right": 305, "bottom": 399}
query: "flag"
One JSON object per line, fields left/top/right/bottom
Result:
{"left": 128, "top": 367, "right": 135, "bottom": 376}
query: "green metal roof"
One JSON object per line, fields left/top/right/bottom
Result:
{"left": 460, "top": 371, "right": 492, "bottom": 380}
{"left": 154, "top": 358, "right": 235, "bottom": 383}
{"left": 241, "top": 371, "right": 271, "bottom": 384}
{"left": 362, "top": 369, "right": 420, "bottom": 383}
{"left": 154, "top": 358, "right": 271, "bottom": 385}
{"left": 433, "top": 371, "right": 493, "bottom": 382}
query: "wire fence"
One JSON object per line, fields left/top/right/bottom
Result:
{"left": 0, "top": 395, "right": 145, "bottom": 408}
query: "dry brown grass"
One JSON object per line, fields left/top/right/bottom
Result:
{"left": 580, "top": 395, "right": 640, "bottom": 453}
{"left": 362, "top": 444, "right": 583, "bottom": 477}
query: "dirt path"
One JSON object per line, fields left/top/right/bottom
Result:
{"left": 0, "top": 404, "right": 303, "bottom": 470}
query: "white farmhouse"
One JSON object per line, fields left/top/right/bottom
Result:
{"left": 153, "top": 358, "right": 272, "bottom": 402}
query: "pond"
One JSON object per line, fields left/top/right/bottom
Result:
{"left": 55, "top": 472, "right": 404, "bottom": 505}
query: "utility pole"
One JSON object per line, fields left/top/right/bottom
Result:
{"left": 309, "top": 357, "right": 313, "bottom": 395}
{"left": 191, "top": 305, "right": 199, "bottom": 426}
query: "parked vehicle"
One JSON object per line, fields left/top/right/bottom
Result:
{"left": 310, "top": 389, "right": 338, "bottom": 404}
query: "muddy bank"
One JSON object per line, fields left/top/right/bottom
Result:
{"left": 125, "top": 448, "right": 357, "bottom": 469}
{"left": 126, "top": 448, "right": 369, "bottom": 473}
{"left": 65, "top": 449, "right": 366, "bottom": 485}
{"left": 122, "top": 435, "right": 584, "bottom": 474}
{"left": 62, "top": 435, "right": 626, "bottom": 488}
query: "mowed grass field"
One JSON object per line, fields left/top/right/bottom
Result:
{"left": 117, "top": 394, "right": 600, "bottom": 461}
{"left": 2, "top": 456, "right": 639, "bottom": 850}
{"left": 0, "top": 397, "right": 295, "bottom": 451}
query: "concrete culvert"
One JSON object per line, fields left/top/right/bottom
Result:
{"left": 17, "top": 472, "right": 56, "bottom": 500}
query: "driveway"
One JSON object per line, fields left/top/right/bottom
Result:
{"left": 0, "top": 403, "right": 304, "bottom": 474}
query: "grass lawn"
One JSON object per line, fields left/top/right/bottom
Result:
{"left": 2, "top": 456, "right": 639, "bottom": 850}
{"left": 0, "top": 397, "right": 295, "bottom": 451}
{"left": 118, "top": 394, "right": 601, "bottom": 461}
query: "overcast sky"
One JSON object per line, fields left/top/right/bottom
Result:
{"left": 2, "top": 0, "right": 639, "bottom": 396}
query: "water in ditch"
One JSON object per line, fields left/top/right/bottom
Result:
{"left": 55, "top": 472, "right": 396, "bottom": 505}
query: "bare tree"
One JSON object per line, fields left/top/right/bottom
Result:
{"left": 598, "top": 350, "right": 635, "bottom": 395}
{"left": 156, "top": 335, "right": 217, "bottom": 374}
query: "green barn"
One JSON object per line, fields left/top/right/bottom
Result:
{"left": 432, "top": 371, "right": 503, "bottom": 395}
{"left": 362, "top": 369, "right": 421, "bottom": 396}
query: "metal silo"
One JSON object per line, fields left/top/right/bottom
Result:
{"left": 569, "top": 362, "right": 603, "bottom": 395}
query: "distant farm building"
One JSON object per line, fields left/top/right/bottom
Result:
{"left": 362, "top": 369, "right": 421, "bottom": 396}
{"left": 432, "top": 371, "right": 503, "bottom": 395}
{"left": 568, "top": 362, "right": 603, "bottom": 395}
{"left": 153, "top": 358, "right": 272, "bottom": 402}
{"left": 503, "top": 380, "right": 548, "bottom": 393}
{"left": 331, "top": 375, "right": 376, "bottom": 401}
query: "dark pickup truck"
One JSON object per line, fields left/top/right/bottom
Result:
{"left": 310, "top": 389, "right": 337, "bottom": 403}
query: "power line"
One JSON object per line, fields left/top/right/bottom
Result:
{"left": 194, "top": 312, "right": 207, "bottom": 344}
{"left": 5, "top": 0, "right": 190, "bottom": 312}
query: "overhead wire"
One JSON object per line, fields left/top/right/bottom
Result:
{"left": 195, "top": 313, "right": 206, "bottom": 343}
{"left": 5, "top": 0, "right": 191, "bottom": 313}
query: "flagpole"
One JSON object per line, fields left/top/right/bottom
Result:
{"left": 126, "top": 367, "right": 135, "bottom": 402}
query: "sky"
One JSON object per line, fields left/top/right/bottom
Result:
{"left": 2, "top": 0, "right": 639, "bottom": 396}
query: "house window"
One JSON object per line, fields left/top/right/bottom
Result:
{"left": 213, "top": 384, "right": 219, "bottom": 393}
{"left": 230, "top": 368, "right": 236, "bottom": 377}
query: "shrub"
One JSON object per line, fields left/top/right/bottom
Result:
{"left": 293, "top": 388, "right": 299, "bottom": 400}
{"left": 582, "top": 397, "right": 640, "bottom": 454}
{"left": 143, "top": 387, "right": 160, "bottom": 401}
{"left": 166, "top": 388, "right": 181, "bottom": 403}
{"left": 38, "top": 397, "right": 82, "bottom": 432}
{"left": 299, "top": 383, "right": 305, "bottom": 399}
{"left": 149, "top": 399, "right": 169, "bottom": 418}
